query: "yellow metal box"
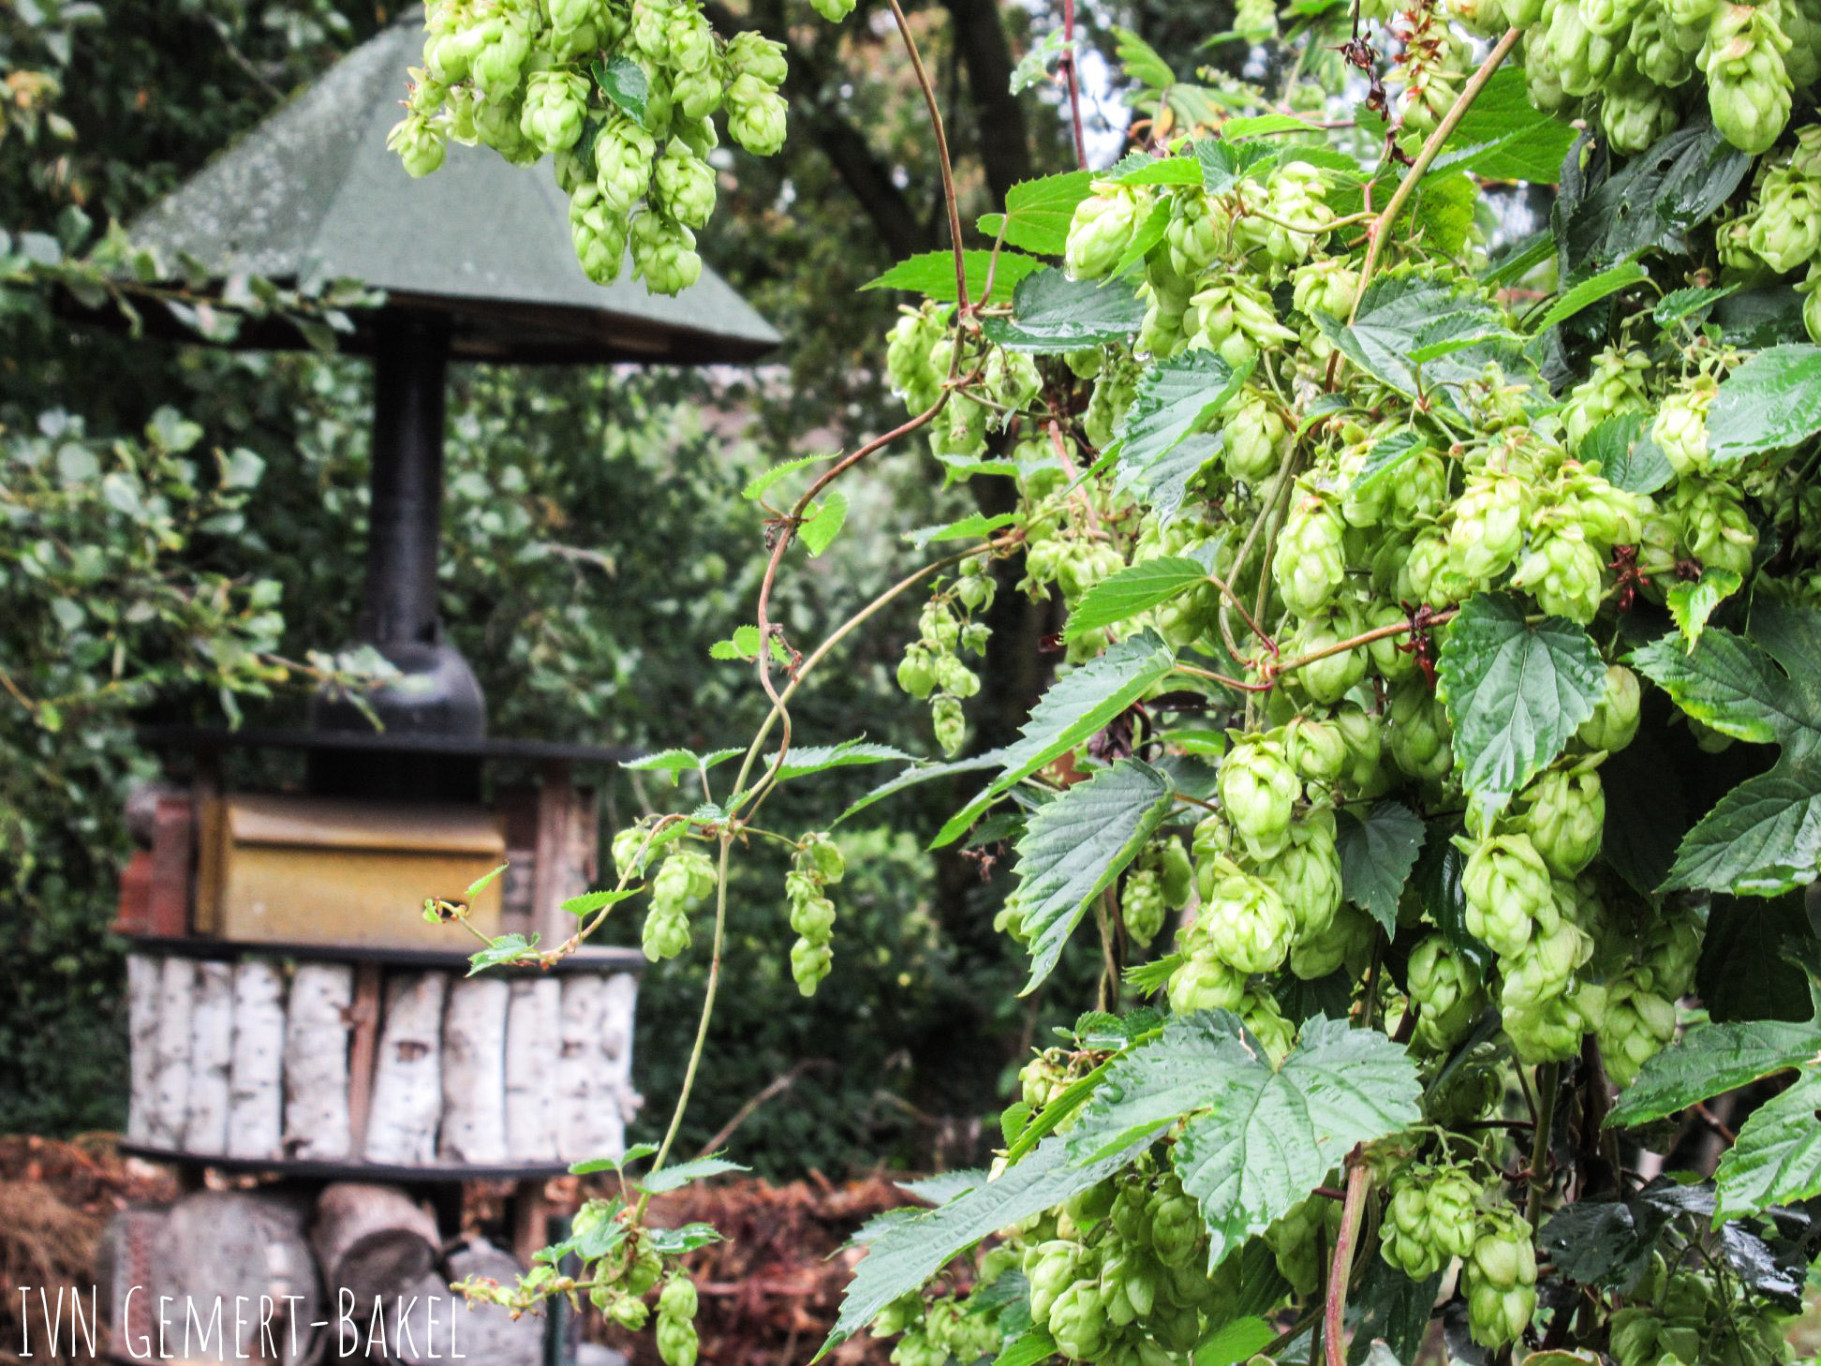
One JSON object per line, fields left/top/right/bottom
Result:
{"left": 195, "top": 795, "right": 507, "bottom": 949}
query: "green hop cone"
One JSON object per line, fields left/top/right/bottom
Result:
{"left": 659, "top": 1275, "right": 699, "bottom": 1322}
{"left": 1597, "top": 979, "right": 1678, "bottom": 1087}
{"left": 1515, "top": 766, "right": 1605, "bottom": 876}
{"left": 726, "top": 72, "right": 787, "bottom": 154}
{"left": 1407, "top": 933, "right": 1486, "bottom": 1052}
{"left": 1600, "top": 82, "right": 1680, "bottom": 155}
{"left": 1289, "top": 607, "right": 1368, "bottom": 706}
{"left": 1258, "top": 821, "right": 1342, "bottom": 941}
{"left": 1464, "top": 1213, "right": 1538, "bottom": 1349}
{"left": 595, "top": 117, "right": 658, "bottom": 214}
{"left": 788, "top": 890, "right": 835, "bottom": 939}
{"left": 1064, "top": 187, "right": 1145, "bottom": 281}
{"left": 1335, "top": 701, "right": 1389, "bottom": 795}
{"left": 388, "top": 113, "right": 447, "bottom": 178}
{"left": 1193, "top": 855, "right": 1295, "bottom": 973}
{"left": 1651, "top": 377, "right": 1716, "bottom": 477}
{"left": 470, "top": 16, "right": 532, "bottom": 95}
{"left": 1046, "top": 1280, "right": 1106, "bottom": 1360}
{"left": 1024, "top": 1240, "right": 1081, "bottom": 1322}
{"left": 606, "top": 1294, "right": 649, "bottom": 1330}
{"left": 1122, "top": 867, "right": 1167, "bottom": 948}
{"left": 1462, "top": 834, "right": 1553, "bottom": 958}
{"left": 1366, "top": 600, "right": 1417, "bottom": 681}
{"left": 1703, "top": 3, "right": 1793, "bottom": 154}
{"left": 1503, "top": 990, "right": 1587, "bottom": 1063}
{"left": 631, "top": 211, "right": 702, "bottom": 296}
{"left": 930, "top": 695, "right": 966, "bottom": 756}
{"left": 797, "top": 832, "right": 845, "bottom": 884}
{"left": 1511, "top": 525, "right": 1606, "bottom": 624}
{"left": 1217, "top": 735, "right": 1301, "bottom": 860}
{"left": 612, "top": 825, "right": 654, "bottom": 880}
{"left": 1166, "top": 949, "right": 1247, "bottom": 1012}
{"left": 790, "top": 934, "right": 832, "bottom": 995}
{"left": 1669, "top": 477, "right": 1757, "bottom": 579}
{"left": 812, "top": 0, "right": 859, "bottom": 18}
{"left": 656, "top": 1313, "right": 699, "bottom": 1366}
{"left": 1802, "top": 262, "right": 1821, "bottom": 344}
{"left": 1388, "top": 680, "right": 1453, "bottom": 785}
{"left": 725, "top": 30, "right": 788, "bottom": 84}
{"left": 1272, "top": 491, "right": 1348, "bottom": 618}
{"left": 1165, "top": 189, "right": 1225, "bottom": 276}
{"left": 1147, "top": 1188, "right": 1203, "bottom": 1267}
{"left": 1381, "top": 1180, "right": 1443, "bottom": 1280}
{"left": 1221, "top": 389, "right": 1290, "bottom": 484}
{"left": 1447, "top": 472, "right": 1528, "bottom": 584}
{"left": 655, "top": 846, "right": 717, "bottom": 905}
{"left": 1285, "top": 715, "right": 1348, "bottom": 785}
{"left": 1186, "top": 274, "right": 1299, "bottom": 368}
{"left": 642, "top": 904, "right": 691, "bottom": 961}
{"left": 1292, "top": 256, "right": 1359, "bottom": 319}
{"left": 1748, "top": 174, "right": 1821, "bottom": 273}
{"left": 652, "top": 141, "right": 716, "bottom": 228}
{"left": 1264, "top": 1196, "right": 1342, "bottom": 1296}
{"left": 519, "top": 70, "right": 590, "bottom": 155}
{"left": 1578, "top": 664, "right": 1641, "bottom": 752}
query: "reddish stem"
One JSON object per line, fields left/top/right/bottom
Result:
{"left": 1323, "top": 1161, "right": 1372, "bottom": 1366}
{"left": 1061, "top": 0, "right": 1087, "bottom": 170}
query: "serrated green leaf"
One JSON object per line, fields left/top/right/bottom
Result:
{"left": 770, "top": 740, "right": 913, "bottom": 784}
{"left": 1580, "top": 412, "right": 1673, "bottom": 495}
{"left": 640, "top": 1154, "right": 750, "bottom": 1194}
{"left": 1437, "top": 67, "right": 1575, "bottom": 183}
{"left": 1412, "top": 170, "right": 1476, "bottom": 256}
{"left": 993, "top": 1325, "right": 1057, "bottom": 1366}
{"left": 1111, "top": 351, "right": 1251, "bottom": 480}
{"left": 1335, "top": 801, "right": 1425, "bottom": 935}
{"left": 1072, "top": 1014, "right": 1420, "bottom": 1268}
{"left": 468, "top": 932, "right": 540, "bottom": 975}
{"left": 976, "top": 171, "right": 1094, "bottom": 255}
{"left": 625, "top": 747, "right": 742, "bottom": 775}
{"left": 1347, "top": 429, "right": 1429, "bottom": 499}
{"left": 838, "top": 750, "right": 1007, "bottom": 824}
{"left": 1656, "top": 283, "right": 1740, "bottom": 325}
{"left": 1193, "top": 138, "right": 1280, "bottom": 194}
{"left": 1193, "top": 1316, "right": 1277, "bottom": 1366}
{"left": 981, "top": 267, "right": 1148, "bottom": 351}
{"left": 1706, "top": 345, "right": 1821, "bottom": 465}
{"left": 465, "top": 862, "right": 509, "bottom": 898}
{"left": 1632, "top": 613, "right": 1821, "bottom": 893}
{"left": 1666, "top": 568, "right": 1742, "bottom": 649}
{"left": 903, "top": 511, "right": 1018, "bottom": 550}
{"left": 645, "top": 1222, "right": 724, "bottom": 1255}
{"left": 592, "top": 56, "right": 649, "bottom": 126}
{"left": 1436, "top": 593, "right": 1606, "bottom": 813}
{"left": 1530, "top": 259, "right": 1651, "bottom": 335}
{"left": 1112, "top": 196, "right": 1173, "bottom": 277}
{"left": 1124, "top": 953, "right": 1182, "bottom": 994}
{"left": 1109, "top": 155, "right": 1205, "bottom": 187}
{"left": 1607, "top": 1020, "right": 1821, "bottom": 1128}
{"left": 743, "top": 452, "right": 837, "bottom": 502}
{"left": 1697, "top": 893, "right": 1818, "bottom": 1023}
{"left": 1481, "top": 230, "right": 1555, "bottom": 288}
{"left": 935, "top": 632, "right": 1178, "bottom": 846}
{"left": 1120, "top": 432, "right": 1224, "bottom": 527}
{"left": 1008, "top": 30, "right": 1074, "bottom": 95}
{"left": 1113, "top": 26, "right": 1174, "bottom": 89}
{"left": 1064, "top": 558, "right": 1208, "bottom": 640}
{"left": 1008, "top": 759, "right": 1174, "bottom": 992}
{"left": 821, "top": 1138, "right": 1139, "bottom": 1354}
{"left": 1221, "top": 113, "right": 1312, "bottom": 137}
{"left": 1563, "top": 118, "right": 1751, "bottom": 271}
{"left": 862, "top": 249, "right": 1043, "bottom": 305}
{"left": 1714, "top": 1067, "right": 1821, "bottom": 1223}
{"left": 561, "top": 888, "right": 639, "bottom": 918}
{"left": 801, "top": 489, "right": 848, "bottom": 557}
{"left": 1320, "top": 274, "right": 1529, "bottom": 405}
{"left": 709, "top": 623, "right": 791, "bottom": 663}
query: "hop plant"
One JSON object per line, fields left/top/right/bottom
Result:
{"left": 1462, "top": 834, "right": 1555, "bottom": 957}
{"left": 1218, "top": 735, "right": 1302, "bottom": 860}
{"left": 1065, "top": 187, "right": 1146, "bottom": 280}
{"left": 1464, "top": 1211, "right": 1538, "bottom": 1349}
{"left": 1192, "top": 855, "right": 1295, "bottom": 973}
{"left": 1273, "top": 490, "right": 1348, "bottom": 619}
{"left": 1514, "top": 765, "right": 1605, "bottom": 876}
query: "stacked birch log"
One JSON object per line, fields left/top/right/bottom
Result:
{"left": 125, "top": 951, "right": 639, "bottom": 1167}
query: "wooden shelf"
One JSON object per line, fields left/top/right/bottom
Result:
{"left": 118, "top": 1140, "right": 577, "bottom": 1184}
{"left": 121, "top": 932, "right": 645, "bottom": 975}
{"left": 138, "top": 723, "right": 636, "bottom": 766}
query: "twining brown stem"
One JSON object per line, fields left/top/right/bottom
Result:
{"left": 1347, "top": 25, "right": 1523, "bottom": 326}
{"left": 1525, "top": 1062, "right": 1560, "bottom": 1227}
{"left": 1324, "top": 1160, "right": 1373, "bottom": 1366}
{"left": 885, "top": 0, "right": 970, "bottom": 310}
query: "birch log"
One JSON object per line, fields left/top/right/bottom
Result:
{"left": 581, "top": 972, "right": 640, "bottom": 1158}
{"left": 283, "top": 963, "right": 354, "bottom": 1160}
{"left": 227, "top": 959, "right": 286, "bottom": 1159}
{"left": 183, "top": 961, "right": 235, "bottom": 1155}
{"left": 125, "top": 954, "right": 162, "bottom": 1144}
{"left": 556, "top": 974, "right": 608, "bottom": 1162}
{"left": 504, "top": 978, "right": 561, "bottom": 1161}
{"left": 152, "top": 1191, "right": 320, "bottom": 1365}
{"left": 364, "top": 972, "right": 446, "bottom": 1166}
{"left": 311, "top": 1182, "right": 441, "bottom": 1328}
{"left": 438, "top": 976, "right": 509, "bottom": 1164}
{"left": 148, "top": 957, "right": 196, "bottom": 1148}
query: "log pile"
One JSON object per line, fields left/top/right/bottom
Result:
{"left": 124, "top": 952, "right": 640, "bottom": 1167}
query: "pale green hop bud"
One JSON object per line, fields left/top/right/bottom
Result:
{"left": 388, "top": 113, "right": 447, "bottom": 178}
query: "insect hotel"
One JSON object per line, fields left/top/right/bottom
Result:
{"left": 96, "top": 19, "right": 777, "bottom": 1363}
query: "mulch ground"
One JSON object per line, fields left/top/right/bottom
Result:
{"left": 0, "top": 1134, "right": 906, "bottom": 1365}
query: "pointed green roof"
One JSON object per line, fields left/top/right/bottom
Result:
{"left": 129, "top": 21, "right": 778, "bottom": 364}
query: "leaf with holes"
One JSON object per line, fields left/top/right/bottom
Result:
{"left": 1007, "top": 759, "right": 1174, "bottom": 992}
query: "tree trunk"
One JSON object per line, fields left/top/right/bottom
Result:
{"left": 556, "top": 974, "right": 609, "bottom": 1162}
{"left": 147, "top": 1190, "right": 321, "bottom": 1365}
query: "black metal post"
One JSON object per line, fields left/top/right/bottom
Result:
{"left": 363, "top": 314, "right": 451, "bottom": 648}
